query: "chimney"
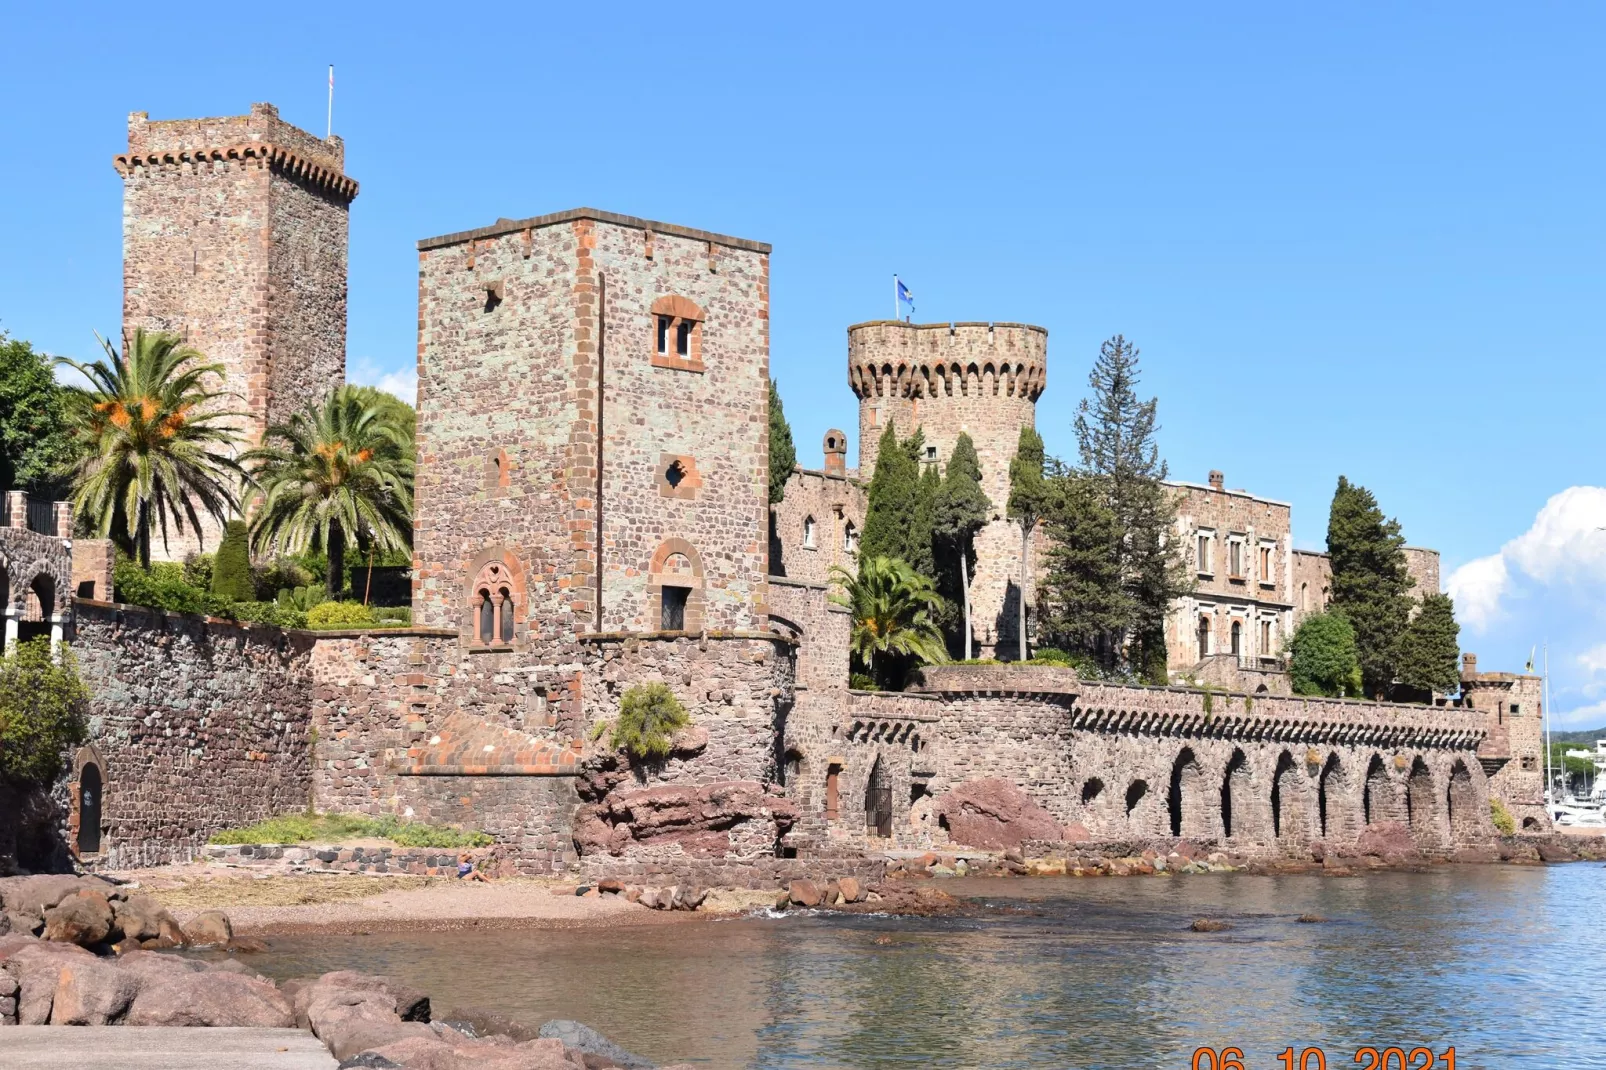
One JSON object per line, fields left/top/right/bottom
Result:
{"left": 1462, "top": 652, "right": 1478, "bottom": 677}
{"left": 823, "top": 430, "right": 847, "bottom": 477}
{"left": 1208, "top": 470, "right": 1224, "bottom": 491}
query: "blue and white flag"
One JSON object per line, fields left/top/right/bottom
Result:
{"left": 895, "top": 276, "right": 915, "bottom": 320}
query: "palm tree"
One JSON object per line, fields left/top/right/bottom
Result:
{"left": 57, "top": 329, "right": 247, "bottom": 567}
{"left": 829, "top": 556, "right": 948, "bottom": 689}
{"left": 243, "top": 385, "right": 413, "bottom": 598}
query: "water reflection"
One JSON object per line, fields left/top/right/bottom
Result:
{"left": 248, "top": 866, "right": 1603, "bottom": 1069}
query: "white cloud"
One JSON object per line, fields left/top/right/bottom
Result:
{"left": 1579, "top": 643, "right": 1606, "bottom": 678}
{"left": 347, "top": 357, "right": 417, "bottom": 406}
{"left": 1447, "top": 553, "right": 1509, "bottom": 633}
{"left": 1445, "top": 486, "right": 1606, "bottom": 632}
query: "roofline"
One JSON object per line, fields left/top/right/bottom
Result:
{"left": 1164, "top": 480, "right": 1291, "bottom": 509}
{"left": 846, "top": 320, "right": 1047, "bottom": 335}
{"left": 418, "top": 207, "right": 770, "bottom": 253}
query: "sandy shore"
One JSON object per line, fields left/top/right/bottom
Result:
{"left": 112, "top": 866, "right": 777, "bottom": 937}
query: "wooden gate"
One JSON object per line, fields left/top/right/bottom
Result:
{"left": 865, "top": 756, "right": 892, "bottom": 838}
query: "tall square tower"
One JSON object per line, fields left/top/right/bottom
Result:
{"left": 115, "top": 102, "right": 356, "bottom": 553}
{"left": 413, "top": 209, "right": 770, "bottom": 645}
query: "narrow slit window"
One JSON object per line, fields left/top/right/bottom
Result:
{"left": 657, "top": 315, "right": 672, "bottom": 355}
{"left": 499, "top": 588, "right": 515, "bottom": 642}
{"left": 676, "top": 318, "right": 693, "bottom": 357}
{"left": 478, "top": 591, "right": 495, "bottom": 644}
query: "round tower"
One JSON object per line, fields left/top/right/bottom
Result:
{"left": 847, "top": 320, "right": 1048, "bottom": 655}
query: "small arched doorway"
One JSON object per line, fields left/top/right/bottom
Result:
{"left": 77, "top": 763, "right": 103, "bottom": 855}
{"left": 865, "top": 756, "right": 892, "bottom": 838}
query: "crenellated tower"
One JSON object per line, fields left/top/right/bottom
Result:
{"left": 848, "top": 320, "right": 1048, "bottom": 656}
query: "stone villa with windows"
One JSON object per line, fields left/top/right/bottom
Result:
{"left": 0, "top": 101, "right": 1556, "bottom": 878}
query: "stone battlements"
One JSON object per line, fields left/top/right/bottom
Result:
{"left": 848, "top": 320, "right": 1047, "bottom": 401}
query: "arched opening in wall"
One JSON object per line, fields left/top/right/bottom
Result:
{"left": 1271, "top": 750, "right": 1296, "bottom": 839}
{"left": 76, "top": 762, "right": 102, "bottom": 856}
{"left": 1521, "top": 816, "right": 1539, "bottom": 831}
{"left": 1406, "top": 756, "right": 1437, "bottom": 844}
{"left": 1363, "top": 754, "right": 1389, "bottom": 825}
{"left": 1220, "top": 748, "right": 1248, "bottom": 840}
{"left": 469, "top": 561, "right": 517, "bottom": 645}
{"left": 1081, "top": 777, "right": 1104, "bottom": 805}
{"left": 1447, "top": 760, "right": 1477, "bottom": 840}
{"left": 649, "top": 540, "right": 704, "bottom": 633}
{"left": 843, "top": 522, "right": 858, "bottom": 553}
{"left": 865, "top": 756, "right": 892, "bottom": 838}
{"left": 802, "top": 516, "right": 816, "bottom": 549}
{"left": 1300, "top": 583, "right": 1309, "bottom": 612}
{"left": 21, "top": 573, "right": 54, "bottom": 642}
{"left": 1318, "top": 753, "right": 1343, "bottom": 839}
{"left": 1197, "top": 616, "right": 1210, "bottom": 659}
{"left": 1125, "top": 780, "right": 1148, "bottom": 819}
{"left": 1167, "top": 748, "right": 1200, "bottom": 837}
{"left": 1230, "top": 621, "right": 1242, "bottom": 657}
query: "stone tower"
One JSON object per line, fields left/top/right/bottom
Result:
{"left": 848, "top": 320, "right": 1047, "bottom": 656}
{"left": 116, "top": 102, "right": 356, "bottom": 555}
{"left": 1461, "top": 653, "right": 1550, "bottom": 833}
{"left": 413, "top": 209, "right": 771, "bottom": 643}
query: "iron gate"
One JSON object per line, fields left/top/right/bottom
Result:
{"left": 865, "top": 757, "right": 892, "bottom": 838}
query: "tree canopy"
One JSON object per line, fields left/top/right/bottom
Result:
{"left": 829, "top": 556, "right": 948, "bottom": 690}
{"left": 1327, "top": 476, "right": 1412, "bottom": 697}
{"left": 1396, "top": 592, "right": 1461, "bottom": 696}
{"left": 1006, "top": 426, "right": 1050, "bottom": 660}
{"left": 0, "top": 332, "right": 74, "bottom": 496}
{"left": 1036, "top": 465, "right": 1129, "bottom": 666}
{"left": 1288, "top": 610, "right": 1363, "bottom": 698}
{"left": 766, "top": 379, "right": 796, "bottom": 505}
{"left": 860, "top": 421, "right": 925, "bottom": 571}
{"left": 933, "top": 433, "right": 991, "bottom": 658}
{"left": 0, "top": 638, "right": 90, "bottom": 785}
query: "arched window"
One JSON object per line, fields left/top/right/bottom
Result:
{"left": 1230, "top": 621, "right": 1242, "bottom": 657}
{"left": 802, "top": 516, "right": 817, "bottom": 549}
{"left": 469, "top": 560, "right": 518, "bottom": 645}
{"left": 1300, "top": 582, "right": 1309, "bottom": 611}
{"left": 843, "top": 522, "right": 858, "bottom": 553}
{"left": 1197, "top": 615, "right": 1210, "bottom": 659}
{"left": 650, "top": 295, "right": 705, "bottom": 371}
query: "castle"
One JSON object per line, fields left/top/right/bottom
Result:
{"left": 0, "top": 103, "right": 1552, "bottom": 876}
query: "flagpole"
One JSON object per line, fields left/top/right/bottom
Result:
{"left": 893, "top": 275, "right": 898, "bottom": 321}
{"left": 327, "top": 65, "right": 334, "bottom": 138}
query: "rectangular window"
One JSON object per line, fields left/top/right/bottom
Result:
{"left": 1259, "top": 545, "right": 1273, "bottom": 584}
{"left": 660, "top": 586, "right": 688, "bottom": 631}
{"left": 656, "top": 315, "right": 672, "bottom": 355}
{"left": 1228, "top": 540, "right": 1243, "bottom": 578}
{"left": 676, "top": 318, "right": 693, "bottom": 357}
{"left": 825, "top": 766, "right": 841, "bottom": 820}
{"left": 1260, "top": 619, "right": 1272, "bottom": 654}
{"left": 1196, "top": 534, "right": 1213, "bottom": 575}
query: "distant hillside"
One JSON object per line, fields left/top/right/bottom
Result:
{"left": 1551, "top": 727, "right": 1606, "bottom": 744}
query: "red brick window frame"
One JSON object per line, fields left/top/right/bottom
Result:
{"left": 464, "top": 551, "right": 525, "bottom": 648}
{"left": 647, "top": 538, "right": 705, "bottom": 633}
{"left": 650, "top": 295, "right": 705, "bottom": 373}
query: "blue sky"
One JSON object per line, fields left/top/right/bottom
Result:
{"left": 3, "top": 4, "right": 1602, "bottom": 723}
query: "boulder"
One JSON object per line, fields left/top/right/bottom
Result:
{"left": 4, "top": 911, "right": 42, "bottom": 937}
{"left": 48, "top": 957, "right": 140, "bottom": 1025}
{"left": 438, "top": 1005, "right": 543, "bottom": 1043}
{"left": 3, "top": 937, "right": 96, "bottom": 1024}
{"left": 181, "top": 909, "right": 233, "bottom": 947}
{"left": 337, "top": 1056, "right": 403, "bottom": 1069}
{"left": 1350, "top": 822, "right": 1419, "bottom": 863}
{"left": 667, "top": 723, "right": 709, "bottom": 757}
{"left": 933, "top": 779, "right": 1063, "bottom": 850}
{"left": 0, "top": 875, "right": 118, "bottom": 916}
{"left": 309, "top": 970, "right": 432, "bottom": 1022}
{"left": 301, "top": 975, "right": 434, "bottom": 1061}
{"left": 788, "top": 880, "right": 821, "bottom": 908}
{"left": 837, "top": 877, "right": 862, "bottom": 903}
{"left": 113, "top": 894, "right": 184, "bottom": 946}
{"left": 43, "top": 889, "right": 114, "bottom": 947}
{"left": 114, "top": 949, "right": 208, "bottom": 985}
{"left": 126, "top": 970, "right": 294, "bottom": 1027}
{"left": 540, "top": 1019, "right": 656, "bottom": 1069}
{"left": 1537, "top": 841, "right": 1579, "bottom": 864}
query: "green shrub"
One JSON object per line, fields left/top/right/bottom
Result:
{"left": 611, "top": 683, "right": 689, "bottom": 762}
{"left": 306, "top": 601, "right": 377, "bottom": 629}
{"left": 211, "top": 520, "right": 255, "bottom": 602}
{"left": 230, "top": 600, "right": 308, "bottom": 629}
{"left": 276, "top": 585, "right": 327, "bottom": 613}
{"left": 255, "top": 558, "right": 315, "bottom": 602}
{"left": 1027, "top": 647, "right": 1075, "bottom": 666}
{"left": 849, "top": 673, "right": 880, "bottom": 692}
{"left": 1490, "top": 797, "right": 1517, "bottom": 836}
{"left": 113, "top": 558, "right": 225, "bottom": 616}
{"left": 0, "top": 639, "right": 90, "bottom": 784}
{"left": 371, "top": 606, "right": 412, "bottom": 625}
{"left": 209, "top": 812, "right": 491, "bottom": 847}
{"left": 182, "top": 552, "right": 214, "bottom": 591}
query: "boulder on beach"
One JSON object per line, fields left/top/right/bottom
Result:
{"left": 181, "top": 909, "right": 233, "bottom": 947}
{"left": 933, "top": 778, "right": 1063, "bottom": 851}
{"left": 48, "top": 956, "right": 140, "bottom": 1025}
{"left": 113, "top": 894, "right": 184, "bottom": 947}
{"left": 127, "top": 969, "right": 295, "bottom": 1028}
{"left": 300, "top": 972, "right": 436, "bottom": 1061}
{"left": 43, "top": 889, "right": 115, "bottom": 947}
{"left": 787, "top": 879, "right": 821, "bottom": 908}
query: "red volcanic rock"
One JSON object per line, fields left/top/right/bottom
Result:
{"left": 48, "top": 957, "right": 140, "bottom": 1025}
{"left": 1351, "top": 822, "right": 1419, "bottom": 863}
{"left": 1062, "top": 822, "right": 1092, "bottom": 844}
{"left": 573, "top": 779, "right": 797, "bottom": 858}
{"left": 933, "top": 778, "right": 1063, "bottom": 851}
{"left": 42, "top": 890, "right": 114, "bottom": 948}
{"left": 127, "top": 970, "right": 293, "bottom": 1027}
{"left": 788, "top": 880, "right": 821, "bottom": 907}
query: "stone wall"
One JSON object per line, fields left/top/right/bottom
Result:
{"left": 70, "top": 601, "right": 316, "bottom": 867}
{"left": 0, "top": 524, "right": 72, "bottom": 644}
{"left": 849, "top": 321, "right": 1046, "bottom": 656}
{"left": 414, "top": 209, "right": 771, "bottom": 642}
{"left": 1462, "top": 655, "right": 1548, "bottom": 832}
{"left": 770, "top": 466, "right": 864, "bottom": 585}
{"left": 895, "top": 665, "right": 1496, "bottom": 857}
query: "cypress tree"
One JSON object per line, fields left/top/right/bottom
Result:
{"left": 1327, "top": 476, "right": 1412, "bottom": 697}
{"left": 933, "top": 433, "right": 991, "bottom": 659}
{"left": 766, "top": 379, "right": 796, "bottom": 505}
{"left": 211, "top": 519, "right": 255, "bottom": 602}
{"left": 1037, "top": 466, "right": 1129, "bottom": 669}
{"left": 861, "top": 420, "right": 921, "bottom": 568}
{"left": 910, "top": 459, "right": 941, "bottom": 582}
{"left": 1007, "top": 426, "right": 1050, "bottom": 662}
{"left": 1396, "top": 593, "right": 1461, "bottom": 697}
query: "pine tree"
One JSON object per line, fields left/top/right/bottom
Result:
{"left": 933, "top": 433, "right": 991, "bottom": 659}
{"left": 1072, "top": 335, "right": 1191, "bottom": 676}
{"left": 767, "top": 379, "right": 796, "bottom": 506}
{"left": 211, "top": 519, "right": 255, "bottom": 602}
{"left": 1037, "top": 465, "right": 1129, "bottom": 669}
{"left": 1007, "top": 426, "right": 1050, "bottom": 662}
{"left": 1326, "top": 476, "right": 1412, "bottom": 697}
{"left": 1396, "top": 593, "right": 1461, "bottom": 697}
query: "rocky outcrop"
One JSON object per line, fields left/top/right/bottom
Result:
{"left": 0, "top": 875, "right": 186, "bottom": 952}
{"left": 573, "top": 774, "right": 797, "bottom": 860}
{"left": 933, "top": 778, "right": 1064, "bottom": 850}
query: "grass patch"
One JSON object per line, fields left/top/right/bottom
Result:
{"left": 151, "top": 874, "right": 434, "bottom": 909}
{"left": 209, "top": 812, "right": 493, "bottom": 848}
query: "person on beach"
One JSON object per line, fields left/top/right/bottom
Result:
{"left": 458, "top": 853, "right": 490, "bottom": 882}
